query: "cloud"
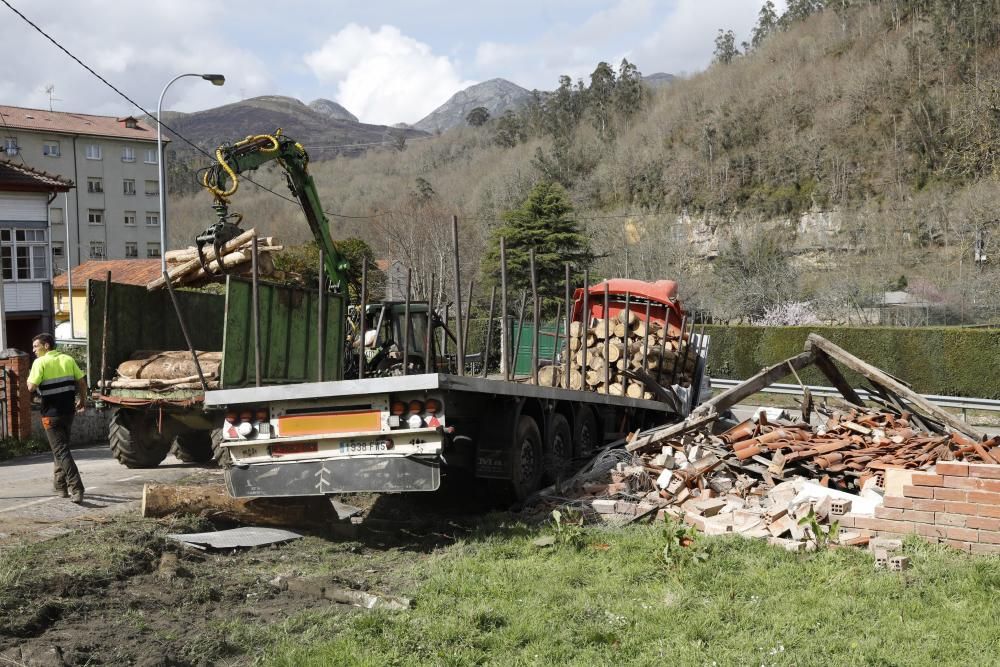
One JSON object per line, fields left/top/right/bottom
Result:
{"left": 304, "top": 24, "right": 474, "bottom": 125}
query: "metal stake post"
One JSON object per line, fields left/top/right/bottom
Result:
{"left": 356, "top": 256, "right": 367, "bottom": 380}
{"left": 462, "top": 277, "right": 474, "bottom": 360}
{"left": 670, "top": 314, "right": 687, "bottom": 385}
{"left": 580, "top": 269, "right": 589, "bottom": 389}
{"left": 482, "top": 285, "right": 496, "bottom": 378}
{"left": 319, "top": 249, "right": 327, "bottom": 381}
{"left": 451, "top": 215, "right": 465, "bottom": 376}
{"left": 424, "top": 273, "right": 435, "bottom": 372}
{"left": 622, "top": 291, "right": 631, "bottom": 397}
{"left": 162, "top": 271, "right": 208, "bottom": 391}
{"left": 642, "top": 301, "right": 652, "bottom": 374}
{"left": 564, "top": 264, "right": 571, "bottom": 389}
{"left": 603, "top": 282, "right": 610, "bottom": 392}
{"left": 512, "top": 290, "right": 527, "bottom": 379}
{"left": 529, "top": 249, "right": 539, "bottom": 386}
{"left": 99, "top": 271, "right": 112, "bottom": 392}
{"left": 550, "top": 301, "right": 562, "bottom": 370}
{"left": 499, "top": 238, "right": 509, "bottom": 380}
{"left": 402, "top": 269, "right": 411, "bottom": 376}
{"left": 251, "top": 235, "right": 261, "bottom": 386}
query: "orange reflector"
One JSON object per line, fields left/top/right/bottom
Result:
{"left": 276, "top": 410, "right": 381, "bottom": 437}
{"left": 271, "top": 442, "right": 318, "bottom": 457}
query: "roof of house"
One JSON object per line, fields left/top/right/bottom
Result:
{"left": 0, "top": 105, "right": 163, "bottom": 143}
{"left": 0, "top": 159, "right": 73, "bottom": 193}
{"left": 52, "top": 259, "right": 162, "bottom": 289}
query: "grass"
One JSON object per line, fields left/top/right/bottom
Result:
{"left": 0, "top": 435, "right": 51, "bottom": 461}
{"left": 247, "top": 519, "right": 1000, "bottom": 667}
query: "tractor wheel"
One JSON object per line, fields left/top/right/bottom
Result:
{"left": 171, "top": 431, "right": 214, "bottom": 463}
{"left": 210, "top": 428, "right": 231, "bottom": 468}
{"left": 108, "top": 408, "right": 171, "bottom": 469}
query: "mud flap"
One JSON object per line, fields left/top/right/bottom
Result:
{"left": 225, "top": 456, "right": 441, "bottom": 498}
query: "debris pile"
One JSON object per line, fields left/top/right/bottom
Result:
{"left": 146, "top": 228, "right": 288, "bottom": 290}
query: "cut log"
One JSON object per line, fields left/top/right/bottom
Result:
{"left": 569, "top": 336, "right": 582, "bottom": 352}
{"left": 607, "top": 343, "right": 623, "bottom": 363}
{"left": 569, "top": 321, "right": 584, "bottom": 338}
{"left": 613, "top": 322, "right": 627, "bottom": 338}
{"left": 118, "top": 350, "right": 222, "bottom": 380}
{"left": 617, "top": 309, "right": 639, "bottom": 326}
{"left": 585, "top": 369, "right": 603, "bottom": 386}
{"left": 608, "top": 382, "right": 624, "bottom": 396}
{"left": 147, "top": 228, "right": 258, "bottom": 290}
{"left": 538, "top": 365, "right": 562, "bottom": 387}
{"left": 568, "top": 370, "right": 584, "bottom": 390}
{"left": 592, "top": 320, "right": 608, "bottom": 339}
{"left": 141, "top": 483, "right": 340, "bottom": 530}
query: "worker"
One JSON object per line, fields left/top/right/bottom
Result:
{"left": 27, "top": 333, "right": 87, "bottom": 504}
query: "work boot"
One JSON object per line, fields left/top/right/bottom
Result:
{"left": 70, "top": 489, "right": 84, "bottom": 504}
{"left": 55, "top": 487, "right": 69, "bottom": 498}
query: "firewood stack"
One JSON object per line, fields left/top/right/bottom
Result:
{"left": 537, "top": 310, "right": 697, "bottom": 397}
{"left": 146, "top": 228, "right": 291, "bottom": 290}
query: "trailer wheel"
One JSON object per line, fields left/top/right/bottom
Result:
{"left": 108, "top": 408, "right": 171, "bottom": 469}
{"left": 210, "top": 428, "right": 231, "bottom": 468}
{"left": 544, "top": 414, "right": 573, "bottom": 483}
{"left": 509, "top": 416, "right": 543, "bottom": 502}
{"left": 574, "top": 407, "right": 599, "bottom": 457}
{"left": 171, "top": 431, "right": 214, "bottom": 463}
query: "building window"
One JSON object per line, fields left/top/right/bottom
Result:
{"left": 0, "top": 229, "right": 48, "bottom": 281}
{"left": 52, "top": 243, "right": 64, "bottom": 257}
{"left": 145, "top": 212, "right": 159, "bottom": 226}
{"left": 122, "top": 146, "right": 135, "bottom": 162}
{"left": 123, "top": 178, "right": 136, "bottom": 196}
{"left": 3, "top": 137, "right": 18, "bottom": 156}
{"left": 125, "top": 242, "right": 138, "bottom": 258}
{"left": 146, "top": 242, "right": 161, "bottom": 258}
{"left": 144, "top": 180, "right": 159, "bottom": 196}
{"left": 88, "top": 209, "right": 104, "bottom": 225}
{"left": 144, "top": 149, "right": 157, "bottom": 164}
{"left": 43, "top": 141, "right": 60, "bottom": 157}
{"left": 87, "top": 177, "right": 103, "bottom": 194}
{"left": 85, "top": 144, "right": 102, "bottom": 160}
{"left": 124, "top": 211, "right": 136, "bottom": 226}
{"left": 89, "top": 241, "right": 105, "bottom": 259}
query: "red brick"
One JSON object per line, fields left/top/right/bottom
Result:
{"left": 934, "top": 488, "right": 968, "bottom": 502}
{"left": 912, "top": 473, "right": 943, "bottom": 487}
{"left": 883, "top": 496, "right": 914, "bottom": 510}
{"left": 970, "top": 543, "right": 1000, "bottom": 555}
{"left": 943, "top": 476, "right": 979, "bottom": 490}
{"left": 936, "top": 461, "right": 969, "bottom": 477}
{"left": 966, "top": 516, "right": 1000, "bottom": 531}
{"left": 875, "top": 507, "right": 934, "bottom": 523}
{"left": 979, "top": 479, "right": 1000, "bottom": 493}
{"left": 944, "top": 501, "right": 982, "bottom": 516}
{"left": 853, "top": 516, "right": 917, "bottom": 534}
{"left": 936, "top": 513, "right": 969, "bottom": 527}
{"left": 916, "top": 523, "right": 949, "bottom": 539}
{"left": 967, "top": 490, "right": 1000, "bottom": 506}
{"left": 903, "top": 485, "right": 935, "bottom": 499}
{"left": 944, "top": 539, "right": 973, "bottom": 552}
{"left": 912, "top": 499, "right": 946, "bottom": 512}
{"left": 968, "top": 464, "right": 1000, "bottom": 480}
{"left": 979, "top": 530, "right": 1000, "bottom": 545}
{"left": 978, "top": 505, "right": 1000, "bottom": 519}
{"left": 946, "top": 526, "right": 979, "bottom": 542}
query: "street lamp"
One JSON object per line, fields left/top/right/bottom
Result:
{"left": 156, "top": 73, "right": 225, "bottom": 273}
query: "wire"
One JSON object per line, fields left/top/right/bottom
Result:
{"left": 0, "top": 0, "right": 379, "bottom": 221}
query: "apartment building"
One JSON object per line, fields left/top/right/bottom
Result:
{"left": 0, "top": 105, "right": 169, "bottom": 272}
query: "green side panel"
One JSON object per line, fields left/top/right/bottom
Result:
{"left": 86, "top": 280, "right": 225, "bottom": 389}
{"left": 513, "top": 321, "right": 565, "bottom": 376}
{"left": 221, "top": 277, "right": 344, "bottom": 388}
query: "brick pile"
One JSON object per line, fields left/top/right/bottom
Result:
{"left": 841, "top": 461, "right": 1000, "bottom": 555}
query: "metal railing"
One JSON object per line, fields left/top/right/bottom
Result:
{"left": 710, "top": 378, "right": 1000, "bottom": 415}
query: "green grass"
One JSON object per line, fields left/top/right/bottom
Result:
{"left": 0, "top": 435, "right": 50, "bottom": 461}
{"left": 248, "top": 521, "right": 1000, "bottom": 667}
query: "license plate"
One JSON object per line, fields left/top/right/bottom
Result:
{"left": 339, "top": 440, "right": 389, "bottom": 454}
{"left": 271, "top": 442, "right": 318, "bottom": 457}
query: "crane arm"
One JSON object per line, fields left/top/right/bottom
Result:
{"left": 198, "top": 131, "right": 351, "bottom": 291}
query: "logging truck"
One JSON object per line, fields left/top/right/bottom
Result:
{"left": 204, "top": 279, "right": 710, "bottom": 502}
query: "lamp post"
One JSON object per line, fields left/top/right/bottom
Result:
{"left": 156, "top": 73, "right": 225, "bottom": 273}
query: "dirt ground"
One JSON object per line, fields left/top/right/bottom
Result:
{"left": 0, "top": 476, "right": 504, "bottom": 667}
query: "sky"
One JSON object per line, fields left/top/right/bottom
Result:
{"left": 1, "top": 0, "right": 781, "bottom": 126}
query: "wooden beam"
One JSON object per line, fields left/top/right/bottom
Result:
{"left": 692, "top": 350, "right": 816, "bottom": 418}
{"left": 806, "top": 333, "right": 985, "bottom": 441}
{"left": 811, "top": 349, "right": 866, "bottom": 407}
{"left": 625, "top": 410, "right": 719, "bottom": 453}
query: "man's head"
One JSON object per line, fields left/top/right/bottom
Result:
{"left": 32, "top": 333, "right": 55, "bottom": 356}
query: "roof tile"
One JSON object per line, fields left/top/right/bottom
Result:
{"left": 0, "top": 105, "right": 163, "bottom": 142}
{"left": 52, "top": 259, "right": 163, "bottom": 289}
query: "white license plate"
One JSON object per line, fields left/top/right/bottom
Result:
{"left": 339, "top": 440, "right": 389, "bottom": 454}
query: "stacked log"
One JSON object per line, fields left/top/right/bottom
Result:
{"left": 147, "top": 228, "right": 291, "bottom": 290}
{"left": 100, "top": 350, "right": 223, "bottom": 391}
{"left": 536, "top": 310, "right": 698, "bottom": 397}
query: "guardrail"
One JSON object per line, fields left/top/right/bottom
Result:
{"left": 710, "top": 378, "right": 1000, "bottom": 416}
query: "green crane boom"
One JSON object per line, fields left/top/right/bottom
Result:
{"left": 197, "top": 131, "right": 351, "bottom": 291}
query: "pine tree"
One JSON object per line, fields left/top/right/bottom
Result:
{"left": 482, "top": 181, "right": 595, "bottom": 311}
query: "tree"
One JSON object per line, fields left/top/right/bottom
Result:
{"left": 482, "top": 181, "right": 595, "bottom": 311}
{"left": 272, "top": 238, "right": 385, "bottom": 301}
{"left": 466, "top": 106, "right": 490, "bottom": 127}
{"left": 751, "top": 1, "right": 779, "bottom": 49}
{"left": 588, "top": 62, "right": 617, "bottom": 139}
{"left": 713, "top": 231, "right": 798, "bottom": 321}
{"left": 713, "top": 28, "right": 740, "bottom": 65}
{"left": 614, "top": 58, "right": 645, "bottom": 121}
{"left": 493, "top": 110, "right": 524, "bottom": 148}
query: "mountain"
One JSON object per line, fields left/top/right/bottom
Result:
{"left": 308, "top": 98, "right": 358, "bottom": 123}
{"left": 643, "top": 72, "right": 676, "bottom": 89}
{"left": 159, "top": 95, "right": 426, "bottom": 164}
{"left": 413, "top": 78, "right": 532, "bottom": 133}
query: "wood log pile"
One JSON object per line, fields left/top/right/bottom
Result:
{"left": 98, "top": 350, "right": 222, "bottom": 390}
{"left": 536, "top": 309, "right": 697, "bottom": 398}
{"left": 146, "top": 228, "right": 292, "bottom": 290}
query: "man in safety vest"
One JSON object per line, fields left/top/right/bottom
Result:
{"left": 27, "top": 333, "right": 88, "bottom": 503}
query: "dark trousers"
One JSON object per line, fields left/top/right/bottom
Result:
{"left": 43, "top": 414, "right": 83, "bottom": 494}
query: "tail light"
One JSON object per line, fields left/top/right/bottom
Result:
{"left": 425, "top": 398, "right": 441, "bottom": 414}
{"left": 255, "top": 409, "right": 269, "bottom": 421}
{"left": 390, "top": 401, "right": 407, "bottom": 416}
{"left": 407, "top": 399, "right": 424, "bottom": 414}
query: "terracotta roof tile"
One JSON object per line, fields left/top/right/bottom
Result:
{"left": 52, "top": 259, "right": 162, "bottom": 289}
{"left": 0, "top": 105, "right": 163, "bottom": 143}
{"left": 0, "top": 159, "right": 74, "bottom": 192}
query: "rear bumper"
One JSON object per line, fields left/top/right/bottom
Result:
{"left": 225, "top": 455, "right": 441, "bottom": 498}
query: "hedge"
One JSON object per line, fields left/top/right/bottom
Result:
{"left": 703, "top": 325, "right": 1000, "bottom": 400}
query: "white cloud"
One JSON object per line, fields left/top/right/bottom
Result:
{"left": 304, "top": 24, "right": 474, "bottom": 125}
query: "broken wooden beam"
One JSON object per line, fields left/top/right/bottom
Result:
{"left": 692, "top": 350, "right": 816, "bottom": 418}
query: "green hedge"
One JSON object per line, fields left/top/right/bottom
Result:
{"left": 704, "top": 325, "right": 1000, "bottom": 399}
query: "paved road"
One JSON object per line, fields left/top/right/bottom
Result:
{"left": 0, "top": 445, "right": 220, "bottom": 547}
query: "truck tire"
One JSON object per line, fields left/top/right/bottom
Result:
{"left": 171, "top": 431, "right": 214, "bottom": 463}
{"left": 544, "top": 414, "right": 573, "bottom": 483}
{"left": 109, "top": 408, "right": 171, "bottom": 469}
{"left": 574, "top": 407, "right": 599, "bottom": 457}
{"left": 210, "top": 428, "right": 231, "bottom": 468}
{"left": 509, "top": 416, "right": 543, "bottom": 502}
